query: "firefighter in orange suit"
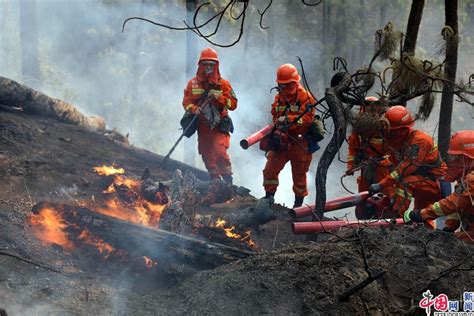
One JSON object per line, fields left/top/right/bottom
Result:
{"left": 404, "top": 130, "right": 474, "bottom": 242}
{"left": 345, "top": 96, "right": 394, "bottom": 218}
{"left": 369, "top": 106, "right": 459, "bottom": 231}
{"left": 182, "top": 47, "right": 237, "bottom": 183}
{"left": 263, "top": 64, "right": 316, "bottom": 208}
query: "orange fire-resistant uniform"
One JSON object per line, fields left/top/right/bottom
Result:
{"left": 419, "top": 170, "right": 474, "bottom": 242}
{"left": 262, "top": 84, "right": 316, "bottom": 197}
{"left": 379, "top": 130, "right": 450, "bottom": 218}
{"left": 182, "top": 48, "right": 237, "bottom": 180}
{"left": 346, "top": 97, "right": 395, "bottom": 218}
{"left": 347, "top": 131, "right": 392, "bottom": 193}
{"left": 347, "top": 131, "right": 396, "bottom": 218}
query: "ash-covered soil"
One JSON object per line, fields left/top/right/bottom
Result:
{"left": 1, "top": 107, "right": 473, "bottom": 315}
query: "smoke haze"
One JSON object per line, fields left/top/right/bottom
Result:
{"left": 1, "top": 0, "right": 473, "bottom": 208}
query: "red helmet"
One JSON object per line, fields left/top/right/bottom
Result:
{"left": 276, "top": 64, "right": 300, "bottom": 84}
{"left": 448, "top": 130, "right": 474, "bottom": 159}
{"left": 384, "top": 106, "right": 415, "bottom": 130}
{"left": 360, "top": 96, "right": 380, "bottom": 113}
{"left": 198, "top": 47, "right": 219, "bottom": 64}
{"left": 365, "top": 96, "right": 379, "bottom": 103}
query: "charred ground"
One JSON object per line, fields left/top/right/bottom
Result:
{"left": 0, "top": 107, "right": 473, "bottom": 315}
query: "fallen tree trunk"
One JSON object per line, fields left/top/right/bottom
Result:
{"left": 194, "top": 198, "right": 276, "bottom": 230}
{"left": 0, "top": 76, "right": 105, "bottom": 131}
{"left": 31, "top": 202, "right": 253, "bottom": 270}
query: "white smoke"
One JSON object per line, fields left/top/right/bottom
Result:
{"left": 0, "top": 0, "right": 472, "bottom": 208}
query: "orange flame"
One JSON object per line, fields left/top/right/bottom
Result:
{"left": 103, "top": 175, "right": 140, "bottom": 194}
{"left": 143, "top": 256, "right": 157, "bottom": 268}
{"left": 29, "top": 206, "right": 75, "bottom": 251}
{"left": 96, "top": 199, "right": 166, "bottom": 227}
{"left": 93, "top": 164, "right": 167, "bottom": 227}
{"left": 93, "top": 165, "right": 125, "bottom": 176}
{"left": 78, "top": 230, "right": 115, "bottom": 259}
{"left": 214, "top": 218, "right": 257, "bottom": 249}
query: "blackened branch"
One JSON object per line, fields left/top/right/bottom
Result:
{"left": 258, "top": 0, "right": 273, "bottom": 29}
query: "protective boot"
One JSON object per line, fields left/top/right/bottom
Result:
{"left": 264, "top": 192, "right": 275, "bottom": 205}
{"left": 293, "top": 196, "right": 304, "bottom": 208}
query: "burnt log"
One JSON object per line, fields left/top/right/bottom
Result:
{"left": 31, "top": 202, "right": 253, "bottom": 270}
{"left": 195, "top": 198, "right": 276, "bottom": 230}
{"left": 140, "top": 179, "right": 170, "bottom": 204}
{"left": 195, "top": 226, "right": 254, "bottom": 251}
{"left": 0, "top": 76, "right": 105, "bottom": 131}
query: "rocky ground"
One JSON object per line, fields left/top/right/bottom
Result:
{"left": 0, "top": 106, "right": 473, "bottom": 315}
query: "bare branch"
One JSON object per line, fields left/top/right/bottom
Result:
{"left": 257, "top": 0, "right": 272, "bottom": 29}
{"left": 302, "top": 0, "right": 323, "bottom": 6}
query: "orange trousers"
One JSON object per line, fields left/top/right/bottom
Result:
{"left": 263, "top": 142, "right": 312, "bottom": 197}
{"left": 391, "top": 175, "right": 460, "bottom": 231}
{"left": 197, "top": 120, "right": 232, "bottom": 179}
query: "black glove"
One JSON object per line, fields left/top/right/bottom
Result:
{"left": 403, "top": 209, "right": 423, "bottom": 224}
{"left": 369, "top": 183, "right": 383, "bottom": 195}
{"left": 345, "top": 169, "right": 355, "bottom": 176}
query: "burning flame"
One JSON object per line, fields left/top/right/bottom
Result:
{"left": 214, "top": 218, "right": 256, "bottom": 249}
{"left": 78, "top": 229, "right": 115, "bottom": 259}
{"left": 29, "top": 205, "right": 75, "bottom": 251}
{"left": 96, "top": 199, "right": 165, "bottom": 227}
{"left": 94, "top": 165, "right": 167, "bottom": 227}
{"left": 103, "top": 176, "right": 140, "bottom": 194}
{"left": 93, "top": 165, "right": 125, "bottom": 176}
{"left": 143, "top": 256, "right": 157, "bottom": 268}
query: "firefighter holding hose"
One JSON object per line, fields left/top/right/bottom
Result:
{"left": 369, "top": 106, "right": 459, "bottom": 231}
{"left": 262, "top": 64, "right": 322, "bottom": 208}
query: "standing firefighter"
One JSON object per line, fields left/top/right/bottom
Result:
{"left": 405, "top": 130, "right": 474, "bottom": 242}
{"left": 182, "top": 47, "right": 237, "bottom": 183}
{"left": 369, "top": 106, "right": 459, "bottom": 231}
{"left": 345, "top": 96, "right": 394, "bottom": 219}
{"left": 262, "top": 64, "right": 319, "bottom": 208}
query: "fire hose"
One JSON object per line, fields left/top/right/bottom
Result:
{"left": 290, "top": 191, "right": 372, "bottom": 218}
{"left": 240, "top": 97, "right": 326, "bottom": 150}
{"left": 291, "top": 190, "right": 392, "bottom": 218}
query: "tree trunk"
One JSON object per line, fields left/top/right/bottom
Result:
{"left": 184, "top": 0, "right": 198, "bottom": 167}
{"left": 19, "top": 0, "right": 40, "bottom": 88}
{"left": 356, "top": 0, "right": 365, "bottom": 66}
{"left": 0, "top": 76, "right": 105, "bottom": 131}
{"left": 130, "top": 0, "right": 145, "bottom": 113}
{"left": 314, "top": 73, "right": 351, "bottom": 219}
{"left": 396, "top": 0, "right": 425, "bottom": 106}
{"left": 322, "top": 0, "right": 331, "bottom": 88}
{"left": 334, "top": 1, "right": 345, "bottom": 58}
{"left": 379, "top": 0, "right": 388, "bottom": 28}
{"left": 438, "top": 0, "right": 458, "bottom": 160}
{"left": 32, "top": 202, "right": 253, "bottom": 270}
{"left": 403, "top": 0, "right": 425, "bottom": 54}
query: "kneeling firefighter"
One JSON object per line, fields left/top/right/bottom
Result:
{"left": 262, "top": 63, "right": 323, "bottom": 208}
{"left": 369, "top": 106, "right": 459, "bottom": 231}
{"left": 404, "top": 130, "right": 474, "bottom": 242}
{"left": 345, "top": 96, "right": 394, "bottom": 219}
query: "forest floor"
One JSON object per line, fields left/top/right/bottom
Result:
{"left": 0, "top": 106, "right": 473, "bottom": 315}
